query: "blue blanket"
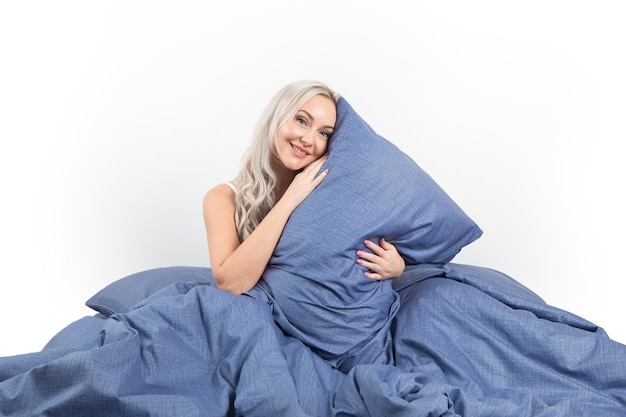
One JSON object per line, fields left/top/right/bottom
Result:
{"left": 1, "top": 263, "right": 625, "bottom": 416}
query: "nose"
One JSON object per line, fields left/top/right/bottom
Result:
{"left": 300, "top": 130, "right": 315, "bottom": 147}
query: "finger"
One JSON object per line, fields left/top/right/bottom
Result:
{"left": 357, "top": 258, "right": 381, "bottom": 273}
{"left": 300, "top": 165, "right": 318, "bottom": 179}
{"left": 379, "top": 237, "right": 393, "bottom": 250}
{"left": 303, "top": 164, "right": 328, "bottom": 184}
{"left": 363, "top": 240, "right": 385, "bottom": 256}
{"left": 379, "top": 238, "right": 399, "bottom": 254}
{"left": 356, "top": 250, "right": 378, "bottom": 263}
{"left": 301, "top": 159, "right": 323, "bottom": 176}
{"left": 308, "top": 154, "right": 328, "bottom": 171}
{"left": 299, "top": 166, "right": 325, "bottom": 186}
{"left": 364, "top": 271, "right": 385, "bottom": 280}
{"left": 313, "top": 168, "right": 329, "bottom": 184}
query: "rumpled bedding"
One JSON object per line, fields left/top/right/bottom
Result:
{"left": 1, "top": 263, "right": 625, "bottom": 416}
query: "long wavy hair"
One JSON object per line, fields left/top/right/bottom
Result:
{"left": 233, "top": 80, "right": 340, "bottom": 241}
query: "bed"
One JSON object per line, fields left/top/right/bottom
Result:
{"left": 1, "top": 97, "right": 625, "bottom": 416}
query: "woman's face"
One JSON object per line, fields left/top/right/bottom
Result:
{"left": 274, "top": 94, "right": 336, "bottom": 172}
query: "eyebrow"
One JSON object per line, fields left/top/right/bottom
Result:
{"left": 298, "top": 109, "right": 335, "bottom": 130}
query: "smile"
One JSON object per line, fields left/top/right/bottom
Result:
{"left": 291, "top": 143, "right": 309, "bottom": 157}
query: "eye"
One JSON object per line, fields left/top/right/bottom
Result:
{"left": 319, "top": 130, "right": 332, "bottom": 140}
{"left": 296, "top": 116, "right": 308, "bottom": 126}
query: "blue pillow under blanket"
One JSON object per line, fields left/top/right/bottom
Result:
{"left": 86, "top": 266, "right": 214, "bottom": 317}
{"left": 250, "top": 97, "right": 482, "bottom": 372}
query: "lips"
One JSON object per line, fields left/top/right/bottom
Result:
{"left": 290, "top": 143, "right": 309, "bottom": 158}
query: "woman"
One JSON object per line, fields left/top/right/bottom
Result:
{"left": 203, "top": 80, "right": 404, "bottom": 295}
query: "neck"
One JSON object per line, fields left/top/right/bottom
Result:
{"left": 270, "top": 155, "right": 297, "bottom": 200}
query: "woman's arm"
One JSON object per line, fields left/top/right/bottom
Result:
{"left": 203, "top": 184, "right": 289, "bottom": 294}
{"left": 356, "top": 238, "right": 405, "bottom": 280}
{"left": 203, "top": 157, "right": 328, "bottom": 294}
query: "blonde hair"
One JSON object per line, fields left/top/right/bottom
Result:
{"left": 233, "top": 80, "right": 340, "bottom": 241}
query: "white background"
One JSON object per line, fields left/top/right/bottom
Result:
{"left": 1, "top": 1, "right": 624, "bottom": 356}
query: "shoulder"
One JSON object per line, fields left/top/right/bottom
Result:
{"left": 203, "top": 182, "right": 236, "bottom": 209}
{"left": 203, "top": 183, "right": 239, "bottom": 243}
{"left": 207, "top": 182, "right": 236, "bottom": 195}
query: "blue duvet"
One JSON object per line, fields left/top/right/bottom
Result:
{"left": 1, "top": 263, "right": 625, "bottom": 416}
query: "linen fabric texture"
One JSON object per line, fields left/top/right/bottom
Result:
{"left": 251, "top": 97, "right": 482, "bottom": 372}
{"left": 86, "top": 266, "right": 214, "bottom": 317}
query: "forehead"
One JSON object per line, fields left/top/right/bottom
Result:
{"left": 298, "top": 95, "right": 337, "bottom": 127}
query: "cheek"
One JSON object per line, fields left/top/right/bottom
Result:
{"left": 277, "top": 122, "right": 296, "bottom": 140}
{"left": 315, "top": 140, "right": 329, "bottom": 155}
{"left": 274, "top": 127, "right": 290, "bottom": 152}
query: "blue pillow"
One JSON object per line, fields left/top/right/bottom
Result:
{"left": 252, "top": 97, "right": 482, "bottom": 372}
{"left": 85, "top": 266, "right": 214, "bottom": 317}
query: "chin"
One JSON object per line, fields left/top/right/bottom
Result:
{"left": 286, "top": 162, "right": 307, "bottom": 172}
{"left": 284, "top": 157, "right": 311, "bottom": 171}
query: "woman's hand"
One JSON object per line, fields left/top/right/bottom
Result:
{"left": 356, "top": 238, "right": 405, "bottom": 280}
{"left": 280, "top": 155, "right": 329, "bottom": 211}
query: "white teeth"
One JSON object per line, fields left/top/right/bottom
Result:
{"left": 292, "top": 144, "right": 306, "bottom": 155}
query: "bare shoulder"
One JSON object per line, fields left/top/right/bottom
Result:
{"left": 205, "top": 182, "right": 235, "bottom": 198}
{"left": 203, "top": 183, "right": 236, "bottom": 212}
{"left": 203, "top": 183, "right": 238, "bottom": 247}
